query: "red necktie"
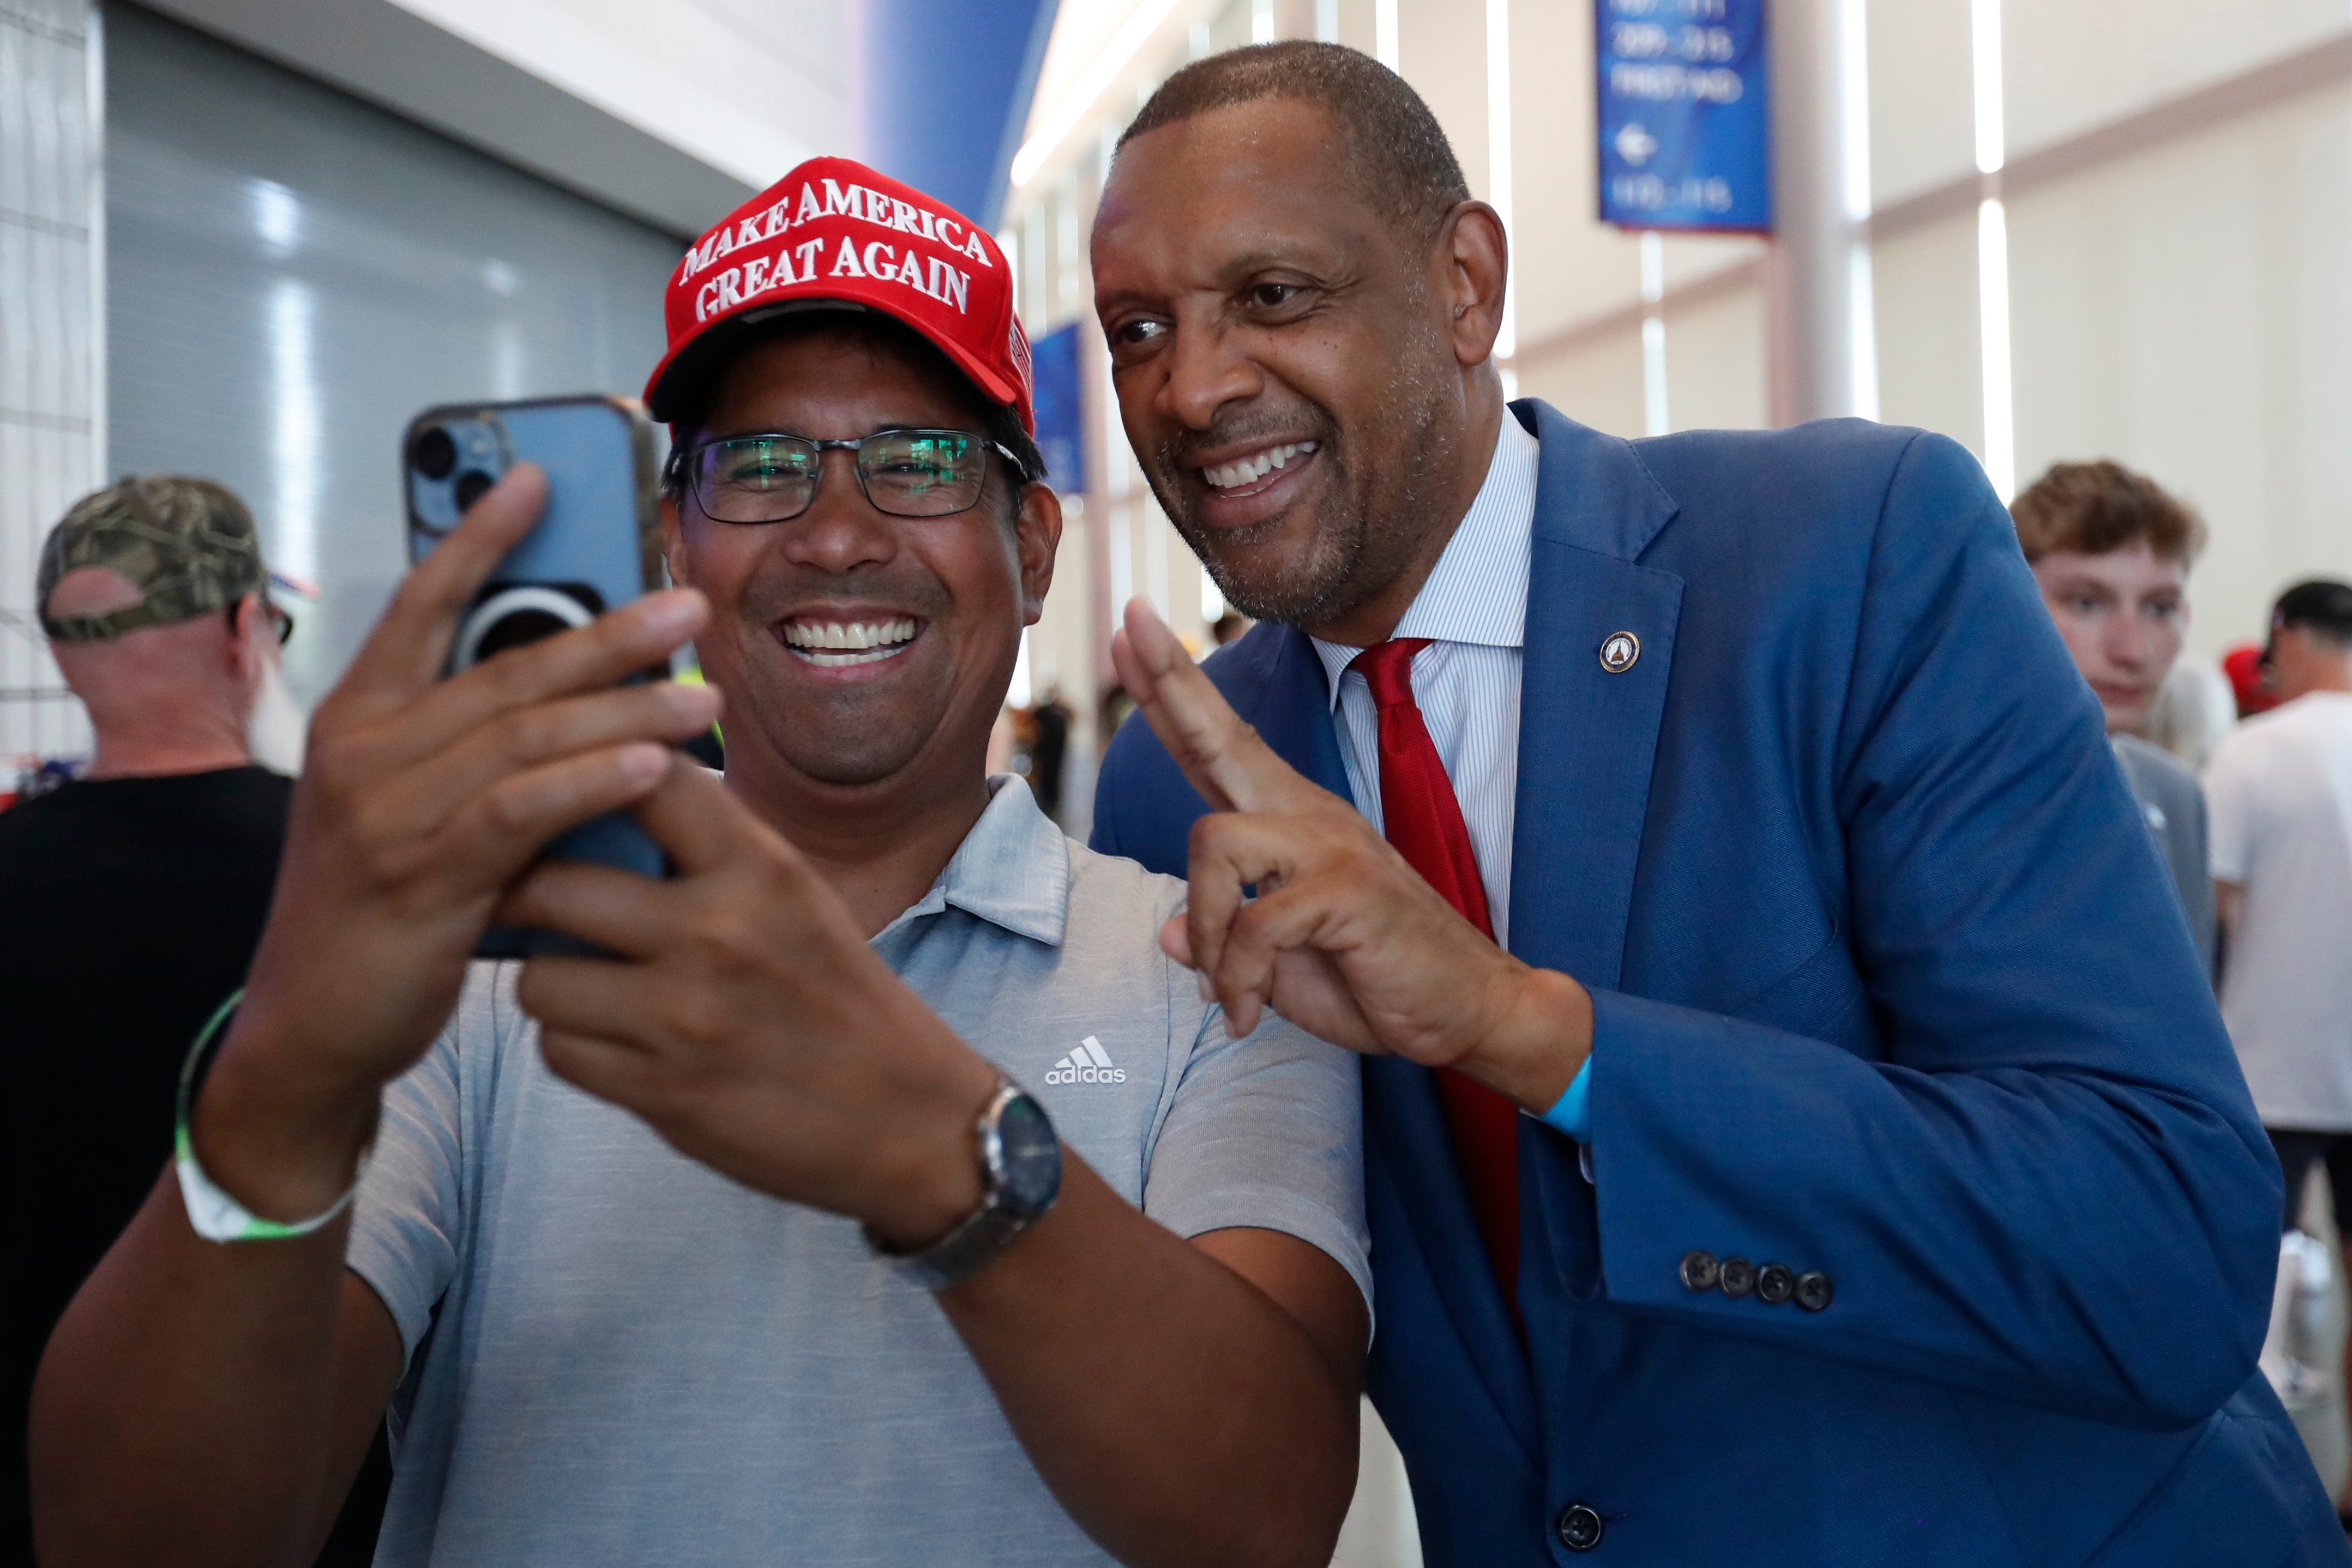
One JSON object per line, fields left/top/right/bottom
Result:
{"left": 1350, "top": 639, "right": 1522, "bottom": 1317}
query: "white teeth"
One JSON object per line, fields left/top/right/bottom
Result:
{"left": 1202, "top": 441, "right": 1318, "bottom": 491}
{"left": 781, "top": 616, "right": 918, "bottom": 663}
{"left": 798, "top": 646, "right": 896, "bottom": 666}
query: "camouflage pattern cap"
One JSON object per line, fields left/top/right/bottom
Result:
{"left": 38, "top": 476, "right": 268, "bottom": 643}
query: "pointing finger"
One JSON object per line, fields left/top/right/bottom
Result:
{"left": 1117, "top": 599, "right": 1333, "bottom": 817}
{"left": 1110, "top": 619, "right": 1228, "bottom": 812}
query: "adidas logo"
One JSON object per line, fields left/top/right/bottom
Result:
{"left": 1045, "top": 1035, "right": 1126, "bottom": 1085}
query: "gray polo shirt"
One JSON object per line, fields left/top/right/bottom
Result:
{"left": 346, "top": 779, "right": 1369, "bottom": 1566}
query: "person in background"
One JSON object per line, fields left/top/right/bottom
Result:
{"left": 0, "top": 478, "right": 386, "bottom": 1568}
{"left": 1027, "top": 685, "right": 1072, "bottom": 822}
{"left": 1211, "top": 610, "right": 1251, "bottom": 647}
{"left": 2228, "top": 642, "right": 2287, "bottom": 720}
{"left": 2207, "top": 579, "right": 2352, "bottom": 1515}
{"left": 2146, "top": 657, "right": 2240, "bottom": 773}
{"left": 2011, "top": 459, "right": 2215, "bottom": 975}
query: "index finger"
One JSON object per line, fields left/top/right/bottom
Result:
{"left": 1111, "top": 598, "right": 1334, "bottom": 816}
{"left": 340, "top": 463, "right": 550, "bottom": 707}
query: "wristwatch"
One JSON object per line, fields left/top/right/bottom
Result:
{"left": 864, "top": 1079, "right": 1062, "bottom": 1290}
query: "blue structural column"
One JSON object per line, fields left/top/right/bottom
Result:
{"left": 853, "top": 0, "right": 1061, "bottom": 233}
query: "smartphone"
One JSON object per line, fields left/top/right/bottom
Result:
{"left": 401, "top": 394, "right": 666, "bottom": 958}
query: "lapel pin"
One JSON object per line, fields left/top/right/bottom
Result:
{"left": 1599, "top": 631, "right": 1641, "bottom": 673}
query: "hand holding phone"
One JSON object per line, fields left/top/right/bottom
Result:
{"left": 403, "top": 396, "right": 677, "bottom": 956}
{"left": 200, "top": 471, "right": 718, "bottom": 1220}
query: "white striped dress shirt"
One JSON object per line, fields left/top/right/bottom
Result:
{"left": 1313, "top": 414, "right": 1541, "bottom": 949}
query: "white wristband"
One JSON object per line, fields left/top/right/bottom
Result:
{"left": 173, "top": 991, "right": 359, "bottom": 1243}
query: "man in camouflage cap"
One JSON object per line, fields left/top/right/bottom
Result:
{"left": 3, "top": 476, "right": 388, "bottom": 1565}
{"left": 37, "top": 476, "right": 274, "bottom": 646}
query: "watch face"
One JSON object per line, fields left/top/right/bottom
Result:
{"left": 992, "top": 1091, "right": 1063, "bottom": 1216}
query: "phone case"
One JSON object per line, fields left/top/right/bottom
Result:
{"left": 400, "top": 395, "right": 667, "bottom": 958}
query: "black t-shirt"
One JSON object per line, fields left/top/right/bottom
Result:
{"left": 0, "top": 765, "right": 291, "bottom": 1551}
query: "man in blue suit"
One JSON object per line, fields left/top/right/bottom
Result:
{"left": 1087, "top": 42, "right": 2346, "bottom": 1564}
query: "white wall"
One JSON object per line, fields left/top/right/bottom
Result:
{"left": 1870, "top": 213, "right": 1981, "bottom": 453}
{"left": 1864, "top": 0, "right": 1971, "bottom": 204}
{"left": 383, "top": 0, "right": 842, "bottom": 189}
{"left": 1, "top": 0, "right": 100, "bottom": 761}
{"left": 134, "top": 0, "right": 850, "bottom": 233}
{"left": 2006, "top": 73, "right": 2352, "bottom": 659}
{"left": 2004, "top": 0, "right": 2347, "bottom": 156}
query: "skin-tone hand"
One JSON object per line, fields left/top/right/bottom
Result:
{"left": 198, "top": 463, "right": 725, "bottom": 1220}
{"left": 1110, "top": 598, "right": 1592, "bottom": 1114}
{"left": 30, "top": 463, "right": 726, "bottom": 1568}
{"left": 498, "top": 757, "right": 1000, "bottom": 1247}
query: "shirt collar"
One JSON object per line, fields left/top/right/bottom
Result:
{"left": 878, "top": 776, "right": 1069, "bottom": 948}
{"left": 1309, "top": 411, "right": 1540, "bottom": 707}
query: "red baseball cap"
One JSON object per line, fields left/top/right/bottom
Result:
{"left": 643, "top": 156, "right": 1034, "bottom": 435}
{"left": 2222, "top": 642, "right": 2280, "bottom": 717}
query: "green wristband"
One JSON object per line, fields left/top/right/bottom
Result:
{"left": 173, "top": 990, "right": 359, "bottom": 1243}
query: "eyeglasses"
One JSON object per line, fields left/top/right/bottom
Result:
{"left": 667, "top": 429, "right": 1031, "bottom": 524}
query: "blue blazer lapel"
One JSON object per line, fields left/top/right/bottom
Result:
{"left": 1240, "top": 626, "right": 1350, "bottom": 798}
{"left": 1508, "top": 402, "right": 1684, "bottom": 988}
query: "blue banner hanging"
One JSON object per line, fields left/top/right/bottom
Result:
{"left": 1030, "top": 323, "right": 1086, "bottom": 495}
{"left": 1595, "top": 0, "right": 1772, "bottom": 232}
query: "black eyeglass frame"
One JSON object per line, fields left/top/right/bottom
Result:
{"left": 226, "top": 594, "right": 294, "bottom": 646}
{"left": 664, "top": 427, "right": 1035, "bottom": 525}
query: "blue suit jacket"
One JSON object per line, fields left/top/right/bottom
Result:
{"left": 1092, "top": 404, "right": 2345, "bottom": 1566}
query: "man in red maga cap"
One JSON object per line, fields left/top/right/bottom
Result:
{"left": 34, "top": 159, "right": 1369, "bottom": 1568}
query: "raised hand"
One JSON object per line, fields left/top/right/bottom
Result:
{"left": 1109, "top": 599, "right": 1589, "bottom": 1112}
{"left": 198, "top": 465, "right": 722, "bottom": 1217}
{"left": 499, "top": 758, "right": 1001, "bottom": 1248}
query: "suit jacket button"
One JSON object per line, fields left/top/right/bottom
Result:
{"left": 1717, "top": 1256, "right": 1757, "bottom": 1298}
{"left": 1678, "top": 1249, "right": 1719, "bottom": 1292}
{"left": 1757, "top": 1262, "right": 1795, "bottom": 1305}
{"left": 1555, "top": 1503, "right": 1604, "bottom": 1552}
{"left": 1795, "top": 1270, "right": 1834, "bottom": 1312}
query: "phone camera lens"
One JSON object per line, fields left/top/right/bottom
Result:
{"left": 454, "top": 470, "right": 496, "bottom": 511}
{"left": 411, "top": 426, "right": 458, "bottom": 480}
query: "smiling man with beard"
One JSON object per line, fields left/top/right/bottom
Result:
{"left": 1087, "top": 42, "right": 2342, "bottom": 1568}
{"left": 31, "top": 159, "right": 1369, "bottom": 1568}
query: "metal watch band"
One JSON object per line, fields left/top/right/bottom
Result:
{"left": 872, "top": 1199, "right": 1037, "bottom": 1292}
{"left": 864, "top": 1080, "right": 1059, "bottom": 1290}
